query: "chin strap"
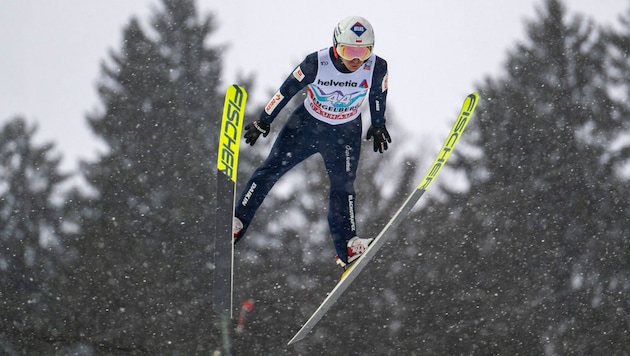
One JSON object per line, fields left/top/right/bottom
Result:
{"left": 332, "top": 45, "right": 340, "bottom": 59}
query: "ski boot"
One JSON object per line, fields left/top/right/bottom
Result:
{"left": 233, "top": 217, "right": 243, "bottom": 241}
{"left": 335, "top": 236, "right": 373, "bottom": 277}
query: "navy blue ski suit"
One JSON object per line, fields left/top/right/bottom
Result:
{"left": 235, "top": 47, "right": 389, "bottom": 263}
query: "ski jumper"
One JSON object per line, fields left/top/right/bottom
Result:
{"left": 235, "top": 47, "right": 388, "bottom": 263}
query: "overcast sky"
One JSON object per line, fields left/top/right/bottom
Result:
{"left": 0, "top": 0, "right": 627, "bottom": 173}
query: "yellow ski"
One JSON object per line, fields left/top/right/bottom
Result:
{"left": 213, "top": 85, "right": 247, "bottom": 317}
{"left": 288, "top": 92, "right": 479, "bottom": 344}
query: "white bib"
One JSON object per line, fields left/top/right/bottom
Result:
{"left": 304, "top": 48, "right": 375, "bottom": 125}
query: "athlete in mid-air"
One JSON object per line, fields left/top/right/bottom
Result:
{"left": 233, "top": 15, "right": 391, "bottom": 270}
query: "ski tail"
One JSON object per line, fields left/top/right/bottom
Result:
{"left": 287, "top": 92, "right": 479, "bottom": 345}
{"left": 213, "top": 85, "right": 247, "bottom": 317}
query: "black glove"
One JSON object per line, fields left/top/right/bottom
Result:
{"left": 366, "top": 125, "right": 391, "bottom": 153}
{"left": 244, "top": 120, "right": 270, "bottom": 146}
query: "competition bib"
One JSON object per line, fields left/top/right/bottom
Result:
{"left": 304, "top": 48, "right": 375, "bottom": 125}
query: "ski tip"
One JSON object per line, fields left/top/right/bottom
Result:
{"left": 463, "top": 92, "right": 480, "bottom": 114}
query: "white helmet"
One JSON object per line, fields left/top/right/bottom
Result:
{"left": 333, "top": 16, "right": 375, "bottom": 47}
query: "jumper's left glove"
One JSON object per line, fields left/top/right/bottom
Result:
{"left": 366, "top": 125, "right": 391, "bottom": 153}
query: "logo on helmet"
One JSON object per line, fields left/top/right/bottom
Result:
{"left": 350, "top": 22, "right": 366, "bottom": 41}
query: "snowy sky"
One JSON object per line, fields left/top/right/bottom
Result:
{"left": 0, "top": 0, "right": 627, "bottom": 173}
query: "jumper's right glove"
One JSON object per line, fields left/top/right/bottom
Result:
{"left": 244, "top": 120, "right": 270, "bottom": 146}
{"left": 366, "top": 125, "right": 392, "bottom": 153}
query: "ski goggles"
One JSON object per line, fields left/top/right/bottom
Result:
{"left": 336, "top": 44, "right": 373, "bottom": 61}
